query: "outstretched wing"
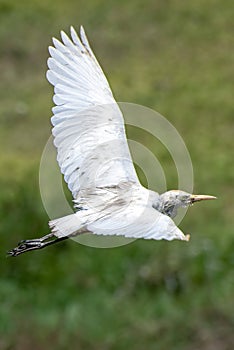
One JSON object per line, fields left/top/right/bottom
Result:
{"left": 47, "top": 26, "right": 139, "bottom": 198}
{"left": 49, "top": 182, "right": 190, "bottom": 241}
{"left": 86, "top": 204, "right": 190, "bottom": 241}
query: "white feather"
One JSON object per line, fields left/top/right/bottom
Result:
{"left": 46, "top": 27, "right": 189, "bottom": 242}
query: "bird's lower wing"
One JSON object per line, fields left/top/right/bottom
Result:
{"left": 86, "top": 204, "right": 190, "bottom": 242}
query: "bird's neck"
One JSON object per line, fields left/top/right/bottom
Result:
{"left": 151, "top": 193, "right": 178, "bottom": 218}
{"left": 161, "top": 204, "right": 178, "bottom": 218}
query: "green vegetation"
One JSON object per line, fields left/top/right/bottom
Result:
{"left": 0, "top": 0, "right": 233, "bottom": 349}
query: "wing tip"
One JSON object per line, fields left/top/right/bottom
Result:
{"left": 68, "top": 25, "right": 85, "bottom": 39}
{"left": 60, "top": 30, "right": 65, "bottom": 37}
{"left": 52, "top": 37, "right": 60, "bottom": 47}
{"left": 184, "top": 234, "right": 190, "bottom": 242}
{"left": 80, "top": 25, "right": 88, "bottom": 44}
{"left": 80, "top": 25, "right": 85, "bottom": 34}
{"left": 70, "top": 25, "right": 76, "bottom": 34}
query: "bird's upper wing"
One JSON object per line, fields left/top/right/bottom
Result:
{"left": 47, "top": 26, "right": 139, "bottom": 198}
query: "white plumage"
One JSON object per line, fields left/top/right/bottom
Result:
{"left": 8, "top": 26, "right": 216, "bottom": 256}
{"left": 46, "top": 26, "right": 189, "bottom": 242}
{"left": 47, "top": 27, "right": 139, "bottom": 197}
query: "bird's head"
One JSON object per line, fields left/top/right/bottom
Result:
{"left": 158, "top": 190, "right": 216, "bottom": 218}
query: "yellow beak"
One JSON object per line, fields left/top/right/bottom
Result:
{"left": 191, "top": 194, "right": 217, "bottom": 203}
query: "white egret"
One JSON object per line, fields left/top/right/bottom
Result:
{"left": 8, "top": 27, "right": 216, "bottom": 257}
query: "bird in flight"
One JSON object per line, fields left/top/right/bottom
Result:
{"left": 8, "top": 26, "right": 216, "bottom": 257}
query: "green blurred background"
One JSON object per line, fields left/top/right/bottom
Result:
{"left": 0, "top": 0, "right": 233, "bottom": 349}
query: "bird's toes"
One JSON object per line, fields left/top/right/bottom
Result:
{"left": 6, "top": 248, "right": 18, "bottom": 257}
{"left": 7, "top": 242, "right": 30, "bottom": 257}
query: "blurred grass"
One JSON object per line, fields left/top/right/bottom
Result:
{"left": 0, "top": 0, "right": 234, "bottom": 349}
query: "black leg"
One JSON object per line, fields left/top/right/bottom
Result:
{"left": 7, "top": 234, "right": 69, "bottom": 257}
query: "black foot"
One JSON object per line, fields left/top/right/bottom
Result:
{"left": 7, "top": 239, "right": 44, "bottom": 257}
{"left": 7, "top": 235, "right": 69, "bottom": 257}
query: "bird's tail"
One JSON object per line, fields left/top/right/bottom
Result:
{"left": 49, "top": 213, "right": 87, "bottom": 238}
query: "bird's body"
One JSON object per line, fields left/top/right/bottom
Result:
{"left": 49, "top": 182, "right": 188, "bottom": 241}
{"left": 8, "top": 27, "right": 216, "bottom": 257}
